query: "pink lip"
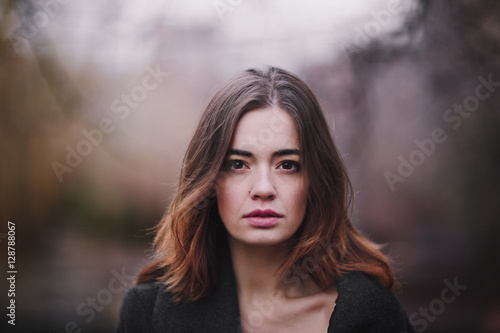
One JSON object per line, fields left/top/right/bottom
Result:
{"left": 244, "top": 209, "right": 282, "bottom": 227}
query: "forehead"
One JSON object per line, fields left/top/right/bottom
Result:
{"left": 231, "top": 108, "right": 299, "bottom": 151}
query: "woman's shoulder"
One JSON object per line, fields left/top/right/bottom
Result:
{"left": 116, "top": 261, "right": 172, "bottom": 333}
{"left": 119, "top": 261, "right": 169, "bottom": 311}
{"left": 332, "top": 271, "right": 415, "bottom": 332}
{"left": 117, "top": 259, "right": 242, "bottom": 333}
{"left": 123, "top": 280, "right": 165, "bottom": 302}
{"left": 337, "top": 271, "right": 395, "bottom": 300}
{"left": 117, "top": 281, "right": 166, "bottom": 333}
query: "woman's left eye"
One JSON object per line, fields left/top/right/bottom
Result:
{"left": 278, "top": 160, "right": 300, "bottom": 172}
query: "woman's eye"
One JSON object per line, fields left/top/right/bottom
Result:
{"left": 226, "top": 160, "right": 246, "bottom": 171}
{"left": 278, "top": 160, "right": 300, "bottom": 172}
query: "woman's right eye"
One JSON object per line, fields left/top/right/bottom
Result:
{"left": 226, "top": 160, "right": 247, "bottom": 171}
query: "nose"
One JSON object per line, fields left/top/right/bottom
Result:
{"left": 249, "top": 168, "right": 276, "bottom": 200}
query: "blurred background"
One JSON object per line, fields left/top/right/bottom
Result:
{"left": 1, "top": 0, "right": 499, "bottom": 331}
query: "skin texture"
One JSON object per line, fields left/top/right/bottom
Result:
{"left": 216, "top": 108, "right": 337, "bottom": 333}
{"left": 216, "top": 107, "right": 308, "bottom": 248}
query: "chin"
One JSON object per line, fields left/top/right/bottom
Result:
{"left": 229, "top": 232, "right": 294, "bottom": 247}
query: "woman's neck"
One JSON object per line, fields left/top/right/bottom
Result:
{"left": 228, "top": 236, "right": 318, "bottom": 303}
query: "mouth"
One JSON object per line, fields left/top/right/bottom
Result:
{"left": 244, "top": 209, "right": 282, "bottom": 227}
{"left": 245, "top": 209, "right": 282, "bottom": 218}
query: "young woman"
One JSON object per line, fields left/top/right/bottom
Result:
{"left": 117, "top": 67, "right": 415, "bottom": 332}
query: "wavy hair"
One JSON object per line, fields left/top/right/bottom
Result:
{"left": 140, "top": 66, "right": 396, "bottom": 302}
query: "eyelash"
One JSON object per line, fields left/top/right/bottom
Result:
{"left": 226, "top": 159, "right": 247, "bottom": 172}
{"left": 278, "top": 160, "right": 301, "bottom": 172}
{"left": 225, "top": 159, "right": 301, "bottom": 173}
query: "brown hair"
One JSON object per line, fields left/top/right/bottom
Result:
{"left": 142, "top": 66, "right": 395, "bottom": 302}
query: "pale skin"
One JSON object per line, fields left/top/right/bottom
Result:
{"left": 216, "top": 108, "right": 337, "bottom": 333}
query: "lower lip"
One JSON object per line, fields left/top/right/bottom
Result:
{"left": 246, "top": 217, "right": 280, "bottom": 227}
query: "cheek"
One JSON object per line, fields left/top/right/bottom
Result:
{"left": 290, "top": 181, "right": 308, "bottom": 216}
{"left": 216, "top": 180, "right": 242, "bottom": 219}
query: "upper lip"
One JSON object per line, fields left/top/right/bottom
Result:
{"left": 245, "top": 209, "right": 282, "bottom": 218}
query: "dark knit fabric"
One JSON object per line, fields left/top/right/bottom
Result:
{"left": 330, "top": 272, "right": 414, "bottom": 332}
{"left": 117, "top": 248, "right": 415, "bottom": 333}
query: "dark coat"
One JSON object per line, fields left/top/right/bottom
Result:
{"left": 117, "top": 247, "right": 415, "bottom": 333}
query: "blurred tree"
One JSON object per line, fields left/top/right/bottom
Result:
{"left": 307, "top": 0, "right": 499, "bottom": 329}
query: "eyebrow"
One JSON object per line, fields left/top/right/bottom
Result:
{"left": 228, "top": 148, "right": 300, "bottom": 158}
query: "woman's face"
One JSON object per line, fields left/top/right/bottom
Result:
{"left": 216, "top": 107, "right": 308, "bottom": 247}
